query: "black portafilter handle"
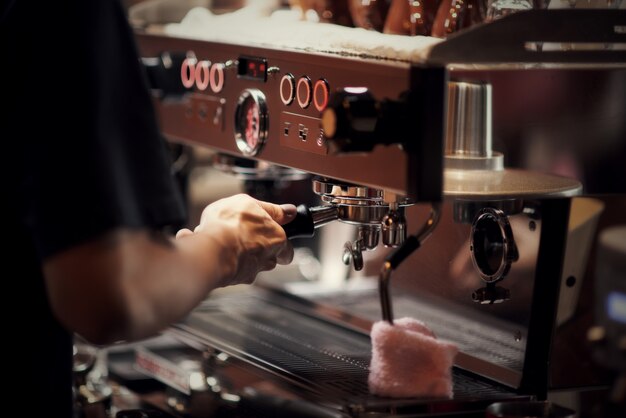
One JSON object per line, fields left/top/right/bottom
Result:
{"left": 283, "top": 204, "right": 339, "bottom": 239}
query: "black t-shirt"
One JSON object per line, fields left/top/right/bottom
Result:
{"left": 2, "top": 1, "right": 185, "bottom": 416}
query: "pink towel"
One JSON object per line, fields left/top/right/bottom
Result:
{"left": 368, "top": 317, "right": 458, "bottom": 398}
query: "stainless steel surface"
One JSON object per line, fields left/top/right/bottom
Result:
{"left": 381, "top": 202, "right": 407, "bottom": 247}
{"left": 470, "top": 207, "right": 519, "bottom": 284}
{"left": 311, "top": 178, "right": 414, "bottom": 270}
{"left": 445, "top": 81, "right": 499, "bottom": 166}
{"left": 342, "top": 225, "right": 380, "bottom": 271}
{"left": 313, "top": 180, "right": 387, "bottom": 203}
{"left": 131, "top": 4, "right": 626, "bottom": 415}
{"left": 444, "top": 168, "right": 583, "bottom": 199}
{"left": 136, "top": 31, "right": 626, "bottom": 196}
{"left": 174, "top": 286, "right": 528, "bottom": 416}
{"left": 312, "top": 179, "right": 412, "bottom": 225}
{"left": 139, "top": 33, "right": 414, "bottom": 195}
{"left": 453, "top": 198, "right": 524, "bottom": 224}
{"left": 333, "top": 205, "right": 400, "bottom": 226}
{"left": 358, "top": 225, "right": 380, "bottom": 250}
{"left": 309, "top": 205, "right": 341, "bottom": 229}
{"left": 234, "top": 88, "right": 268, "bottom": 157}
{"left": 343, "top": 239, "right": 364, "bottom": 271}
{"left": 442, "top": 80, "right": 583, "bottom": 199}
{"left": 444, "top": 80, "right": 505, "bottom": 171}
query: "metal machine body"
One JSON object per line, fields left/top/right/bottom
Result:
{"left": 132, "top": 4, "right": 626, "bottom": 417}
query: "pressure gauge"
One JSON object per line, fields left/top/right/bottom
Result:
{"left": 234, "top": 89, "right": 268, "bottom": 156}
{"left": 470, "top": 207, "right": 519, "bottom": 283}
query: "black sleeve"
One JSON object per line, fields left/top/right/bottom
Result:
{"left": 6, "top": 0, "right": 186, "bottom": 259}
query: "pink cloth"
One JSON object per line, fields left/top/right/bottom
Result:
{"left": 368, "top": 317, "right": 458, "bottom": 398}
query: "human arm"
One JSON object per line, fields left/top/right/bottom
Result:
{"left": 43, "top": 194, "right": 295, "bottom": 345}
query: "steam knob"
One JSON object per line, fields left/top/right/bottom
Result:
{"left": 321, "top": 88, "right": 378, "bottom": 152}
{"left": 321, "top": 88, "right": 405, "bottom": 153}
{"left": 141, "top": 51, "right": 191, "bottom": 99}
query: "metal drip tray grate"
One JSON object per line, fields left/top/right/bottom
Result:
{"left": 182, "top": 300, "right": 372, "bottom": 398}
{"left": 316, "top": 289, "right": 526, "bottom": 372}
{"left": 175, "top": 287, "right": 521, "bottom": 412}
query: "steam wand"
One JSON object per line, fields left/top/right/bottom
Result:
{"left": 379, "top": 203, "right": 441, "bottom": 324}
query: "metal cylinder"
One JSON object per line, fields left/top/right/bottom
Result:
{"left": 381, "top": 205, "right": 407, "bottom": 247}
{"left": 446, "top": 81, "right": 493, "bottom": 158}
{"left": 358, "top": 225, "right": 380, "bottom": 251}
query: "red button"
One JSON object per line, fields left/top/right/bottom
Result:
{"left": 297, "top": 76, "right": 312, "bottom": 109}
{"left": 313, "top": 79, "right": 330, "bottom": 112}
{"left": 210, "top": 63, "right": 225, "bottom": 93}
{"left": 194, "top": 60, "right": 210, "bottom": 91}
{"left": 181, "top": 57, "right": 197, "bottom": 89}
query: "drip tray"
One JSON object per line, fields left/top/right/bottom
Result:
{"left": 173, "top": 286, "right": 527, "bottom": 416}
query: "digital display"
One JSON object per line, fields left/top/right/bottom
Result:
{"left": 238, "top": 56, "right": 267, "bottom": 82}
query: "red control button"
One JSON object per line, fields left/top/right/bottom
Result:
{"left": 210, "top": 63, "right": 225, "bottom": 93}
{"left": 313, "top": 79, "right": 330, "bottom": 112}
{"left": 297, "top": 76, "right": 312, "bottom": 109}
{"left": 194, "top": 60, "right": 210, "bottom": 91}
{"left": 280, "top": 73, "right": 295, "bottom": 106}
{"left": 181, "top": 57, "right": 197, "bottom": 89}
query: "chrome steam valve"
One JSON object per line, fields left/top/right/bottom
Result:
{"left": 381, "top": 202, "right": 407, "bottom": 248}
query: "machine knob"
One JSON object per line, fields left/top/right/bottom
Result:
{"left": 141, "top": 52, "right": 192, "bottom": 99}
{"left": 321, "top": 88, "right": 406, "bottom": 153}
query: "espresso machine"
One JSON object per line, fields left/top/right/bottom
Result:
{"left": 124, "top": 2, "right": 626, "bottom": 417}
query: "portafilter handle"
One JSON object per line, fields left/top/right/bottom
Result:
{"left": 283, "top": 204, "right": 339, "bottom": 239}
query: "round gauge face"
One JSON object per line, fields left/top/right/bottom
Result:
{"left": 470, "top": 208, "right": 517, "bottom": 283}
{"left": 234, "top": 89, "right": 268, "bottom": 156}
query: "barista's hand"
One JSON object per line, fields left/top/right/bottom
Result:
{"left": 176, "top": 194, "right": 296, "bottom": 286}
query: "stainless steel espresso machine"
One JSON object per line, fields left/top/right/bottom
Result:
{"left": 124, "top": 2, "right": 626, "bottom": 417}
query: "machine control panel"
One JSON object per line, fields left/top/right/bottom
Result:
{"left": 174, "top": 52, "right": 341, "bottom": 158}
{"left": 138, "top": 37, "right": 424, "bottom": 196}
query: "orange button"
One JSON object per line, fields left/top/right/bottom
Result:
{"left": 313, "top": 79, "right": 330, "bottom": 112}
{"left": 210, "top": 63, "right": 225, "bottom": 93}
